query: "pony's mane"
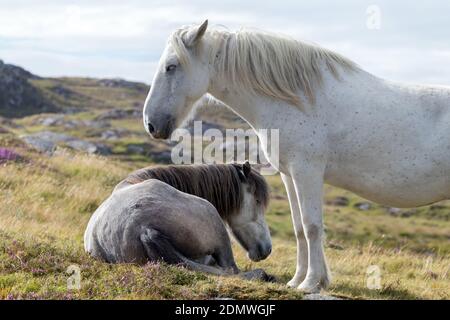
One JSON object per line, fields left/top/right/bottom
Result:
{"left": 122, "top": 164, "right": 269, "bottom": 219}
{"left": 170, "top": 26, "right": 357, "bottom": 108}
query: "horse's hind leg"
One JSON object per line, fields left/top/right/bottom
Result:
{"left": 140, "top": 228, "right": 233, "bottom": 276}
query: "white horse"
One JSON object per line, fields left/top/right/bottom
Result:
{"left": 142, "top": 20, "right": 450, "bottom": 293}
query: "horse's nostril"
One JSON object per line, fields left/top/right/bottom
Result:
{"left": 148, "top": 123, "right": 155, "bottom": 134}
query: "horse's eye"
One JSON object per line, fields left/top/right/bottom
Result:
{"left": 166, "top": 64, "right": 177, "bottom": 72}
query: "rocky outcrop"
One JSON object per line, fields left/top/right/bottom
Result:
{"left": 0, "top": 60, "right": 58, "bottom": 118}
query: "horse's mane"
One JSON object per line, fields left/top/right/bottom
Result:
{"left": 122, "top": 164, "right": 269, "bottom": 219}
{"left": 170, "top": 26, "right": 357, "bottom": 108}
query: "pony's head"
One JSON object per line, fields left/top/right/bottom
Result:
{"left": 143, "top": 20, "right": 210, "bottom": 139}
{"left": 227, "top": 162, "right": 272, "bottom": 261}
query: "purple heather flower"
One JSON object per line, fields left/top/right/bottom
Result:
{"left": 0, "top": 148, "right": 20, "bottom": 163}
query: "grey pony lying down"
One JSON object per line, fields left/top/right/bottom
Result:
{"left": 84, "top": 162, "right": 274, "bottom": 280}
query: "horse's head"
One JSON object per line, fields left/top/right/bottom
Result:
{"left": 143, "top": 20, "right": 210, "bottom": 139}
{"left": 227, "top": 162, "right": 272, "bottom": 262}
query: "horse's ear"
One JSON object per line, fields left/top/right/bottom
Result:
{"left": 243, "top": 161, "right": 251, "bottom": 178}
{"left": 185, "top": 19, "right": 208, "bottom": 47}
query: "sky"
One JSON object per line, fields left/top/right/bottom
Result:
{"left": 1, "top": 0, "right": 450, "bottom": 85}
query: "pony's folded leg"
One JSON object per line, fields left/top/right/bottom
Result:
{"left": 178, "top": 258, "right": 232, "bottom": 276}
{"left": 140, "top": 228, "right": 232, "bottom": 276}
{"left": 195, "top": 255, "right": 217, "bottom": 266}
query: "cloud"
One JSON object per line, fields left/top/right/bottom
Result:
{"left": 0, "top": 1, "right": 449, "bottom": 85}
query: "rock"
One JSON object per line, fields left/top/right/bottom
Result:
{"left": 126, "top": 144, "right": 145, "bottom": 155}
{"left": 65, "top": 140, "right": 110, "bottom": 155}
{"left": 63, "top": 107, "right": 85, "bottom": 114}
{"left": 303, "top": 293, "right": 342, "bottom": 300}
{"left": 94, "top": 109, "right": 141, "bottom": 121}
{"left": 400, "top": 211, "right": 414, "bottom": 218}
{"left": 0, "top": 60, "right": 58, "bottom": 118}
{"left": 21, "top": 131, "right": 111, "bottom": 155}
{"left": 0, "top": 116, "right": 21, "bottom": 129}
{"left": 386, "top": 207, "right": 415, "bottom": 218}
{"left": 100, "top": 128, "right": 128, "bottom": 140}
{"left": 387, "top": 207, "right": 401, "bottom": 216}
{"left": 327, "top": 242, "right": 344, "bottom": 250}
{"left": 83, "top": 120, "right": 111, "bottom": 129}
{"left": 41, "top": 117, "right": 61, "bottom": 127}
{"left": 36, "top": 115, "right": 65, "bottom": 127}
{"left": 49, "top": 84, "right": 78, "bottom": 99}
{"left": 354, "top": 202, "right": 372, "bottom": 211}
{"left": 34, "top": 115, "right": 110, "bottom": 130}
{"left": 28, "top": 131, "right": 73, "bottom": 143}
{"left": 22, "top": 135, "right": 56, "bottom": 153}
{"left": 239, "top": 269, "right": 276, "bottom": 282}
{"left": 62, "top": 120, "right": 81, "bottom": 129}
{"left": 326, "top": 196, "right": 349, "bottom": 207}
{"left": 149, "top": 150, "right": 172, "bottom": 163}
{"left": 22, "top": 131, "right": 73, "bottom": 153}
{"left": 101, "top": 130, "right": 120, "bottom": 140}
{"left": 430, "top": 205, "right": 446, "bottom": 210}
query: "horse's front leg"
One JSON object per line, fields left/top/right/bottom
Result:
{"left": 280, "top": 173, "right": 308, "bottom": 287}
{"left": 290, "top": 166, "right": 330, "bottom": 293}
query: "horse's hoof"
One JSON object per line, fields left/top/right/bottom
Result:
{"left": 287, "top": 281, "right": 298, "bottom": 288}
{"left": 297, "top": 279, "right": 322, "bottom": 294}
{"left": 287, "top": 276, "right": 304, "bottom": 288}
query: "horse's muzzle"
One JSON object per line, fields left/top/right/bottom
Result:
{"left": 145, "top": 115, "right": 174, "bottom": 140}
{"left": 248, "top": 242, "right": 272, "bottom": 261}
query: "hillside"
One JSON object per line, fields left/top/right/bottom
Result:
{"left": 0, "top": 62, "right": 449, "bottom": 299}
{"left": 0, "top": 59, "right": 245, "bottom": 163}
{"left": 0, "top": 60, "right": 59, "bottom": 118}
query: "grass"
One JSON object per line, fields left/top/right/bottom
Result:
{"left": 1, "top": 75, "right": 449, "bottom": 299}
{"left": 0, "top": 133, "right": 449, "bottom": 300}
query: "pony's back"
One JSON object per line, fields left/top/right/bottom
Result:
{"left": 117, "top": 164, "right": 269, "bottom": 218}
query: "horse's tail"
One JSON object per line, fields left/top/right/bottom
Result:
{"left": 139, "top": 228, "right": 228, "bottom": 276}
{"left": 139, "top": 228, "right": 184, "bottom": 264}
